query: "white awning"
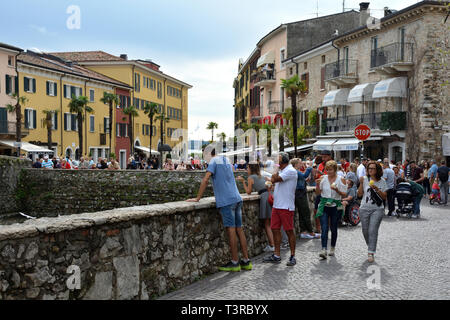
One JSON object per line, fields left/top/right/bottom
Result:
{"left": 135, "top": 146, "right": 160, "bottom": 155}
{"left": 322, "top": 88, "right": 351, "bottom": 107}
{"left": 372, "top": 77, "right": 407, "bottom": 99}
{"left": 348, "top": 83, "right": 376, "bottom": 103}
{"left": 0, "top": 140, "right": 53, "bottom": 153}
{"left": 443, "top": 133, "right": 450, "bottom": 156}
{"left": 284, "top": 144, "right": 314, "bottom": 153}
{"left": 257, "top": 51, "right": 275, "bottom": 68}
{"left": 332, "top": 138, "right": 360, "bottom": 151}
{"left": 313, "top": 139, "right": 337, "bottom": 151}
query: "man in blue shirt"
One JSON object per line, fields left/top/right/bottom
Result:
{"left": 428, "top": 159, "right": 438, "bottom": 181}
{"left": 187, "top": 148, "right": 252, "bottom": 272}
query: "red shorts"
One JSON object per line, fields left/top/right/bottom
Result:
{"left": 271, "top": 208, "right": 295, "bottom": 231}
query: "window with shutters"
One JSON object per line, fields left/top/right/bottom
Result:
{"left": 104, "top": 117, "right": 109, "bottom": 134}
{"left": 89, "top": 89, "right": 95, "bottom": 102}
{"left": 24, "top": 77, "right": 36, "bottom": 93}
{"left": 135, "top": 73, "right": 140, "bottom": 92}
{"left": 8, "top": 56, "right": 14, "bottom": 67}
{"left": 46, "top": 81, "right": 57, "bottom": 97}
{"left": 51, "top": 112, "right": 58, "bottom": 130}
{"left": 24, "top": 109, "right": 36, "bottom": 129}
{"left": 5, "top": 75, "right": 14, "bottom": 95}
{"left": 157, "top": 82, "right": 162, "bottom": 99}
{"left": 301, "top": 73, "right": 309, "bottom": 94}
{"left": 322, "top": 55, "right": 326, "bottom": 64}
{"left": 320, "top": 67, "right": 325, "bottom": 90}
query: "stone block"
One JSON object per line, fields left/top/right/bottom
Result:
{"left": 113, "top": 255, "right": 140, "bottom": 300}
{"left": 83, "top": 271, "right": 113, "bottom": 300}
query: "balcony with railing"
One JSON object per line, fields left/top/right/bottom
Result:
{"left": 252, "top": 69, "right": 276, "bottom": 87}
{"left": 323, "top": 111, "right": 407, "bottom": 133}
{"left": 268, "top": 100, "right": 285, "bottom": 114}
{"left": 0, "top": 121, "right": 29, "bottom": 138}
{"left": 370, "top": 43, "right": 414, "bottom": 73}
{"left": 325, "top": 59, "right": 358, "bottom": 85}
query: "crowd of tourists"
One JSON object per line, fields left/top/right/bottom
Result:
{"left": 188, "top": 149, "right": 449, "bottom": 272}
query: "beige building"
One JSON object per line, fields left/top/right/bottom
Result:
{"left": 0, "top": 42, "right": 25, "bottom": 152}
{"left": 314, "top": 1, "right": 450, "bottom": 163}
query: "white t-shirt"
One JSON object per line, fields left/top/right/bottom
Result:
{"left": 273, "top": 164, "right": 298, "bottom": 211}
{"left": 357, "top": 164, "right": 366, "bottom": 179}
{"left": 320, "top": 175, "right": 348, "bottom": 201}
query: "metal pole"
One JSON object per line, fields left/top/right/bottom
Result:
{"left": 361, "top": 140, "right": 364, "bottom": 160}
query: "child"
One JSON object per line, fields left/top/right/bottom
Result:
{"left": 431, "top": 178, "right": 440, "bottom": 202}
{"left": 341, "top": 179, "right": 357, "bottom": 224}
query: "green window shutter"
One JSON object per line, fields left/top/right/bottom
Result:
{"left": 46, "top": 81, "right": 50, "bottom": 95}
{"left": 24, "top": 77, "right": 29, "bottom": 92}
{"left": 14, "top": 76, "right": 18, "bottom": 94}
{"left": 63, "top": 85, "right": 67, "bottom": 98}
{"left": 64, "top": 114, "right": 68, "bottom": 131}
{"left": 32, "top": 79, "right": 36, "bottom": 93}
{"left": 54, "top": 113, "right": 58, "bottom": 130}
{"left": 33, "top": 110, "right": 37, "bottom": 129}
{"left": 24, "top": 110, "right": 29, "bottom": 129}
{"left": 5, "top": 75, "right": 11, "bottom": 94}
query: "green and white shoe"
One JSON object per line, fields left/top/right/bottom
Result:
{"left": 219, "top": 261, "right": 241, "bottom": 272}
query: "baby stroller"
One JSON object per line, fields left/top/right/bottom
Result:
{"left": 343, "top": 199, "right": 361, "bottom": 226}
{"left": 395, "top": 181, "right": 415, "bottom": 218}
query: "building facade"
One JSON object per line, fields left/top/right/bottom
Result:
{"left": 50, "top": 52, "right": 192, "bottom": 162}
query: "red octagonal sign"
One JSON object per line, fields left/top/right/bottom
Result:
{"left": 354, "top": 124, "right": 371, "bottom": 141}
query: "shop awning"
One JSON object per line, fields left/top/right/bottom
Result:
{"left": 372, "top": 77, "right": 407, "bottom": 99}
{"left": 348, "top": 83, "right": 376, "bottom": 103}
{"left": 134, "top": 146, "right": 160, "bottom": 155}
{"left": 0, "top": 140, "right": 53, "bottom": 153}
{"left": 332, "top": 138, "right": 360, "bottom": 151}
{"left": 322, "top": 88, "right": 351, "bottom": 107}
{"left": 284, "top": 144, "right": 314, "bottom": 153}
{"left": 443, "top": 133, "right": 450, "bottom": 156}
{"left": 313, "top": 139, "right": 337, "bottom": 151}
{"left": 257, "top": 51, "right": 275, "bottom": 68}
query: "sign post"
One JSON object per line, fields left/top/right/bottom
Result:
{"left": 354, "top": 124, "right": 371, "bottom": 160}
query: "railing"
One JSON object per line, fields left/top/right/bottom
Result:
{"left": 268, "top": 100, "right": 285, "bottom": 114}
{"left": 0, "top": 121, "right": 29, "bottom": 136}
{"left": 325, "top": 59, "right": 358, "bottom": 80}
{"left": 252, "top": 69, "right": 276, "bottom": 84}
{"left": 323, "top": 111, "right": 407, "bottom": 133}
{"left": 370, "top": 43, "right": 414, "bottom": 68}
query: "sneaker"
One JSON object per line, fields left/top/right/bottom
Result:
{"left": 263, "top": 245, "right": 275, "bottom": 252}
{"left": 329, "top": 247, "right": 335, "bottom": 256}
{"left": 263, "top": 254, "right": 281, "bottom": 264}
{"left": 391, "top": 212, "right": 398, "bottom": 217}
{"left": 281, "top": 243, "right": 290, "bottom": 250}
{"left": 319, "top": 250, "right": 327, "bottom": 260}
{"left": 286, "top": 256, "right": 296, "bottom": 266}
{"left": 240, "top": 260, "right": 253, "bottom": 271}
{"left": 314, "top": 233, "right": 321, "bottom": 239}
{"left": 219, "top": 261, "right": 241, "bottom": 272}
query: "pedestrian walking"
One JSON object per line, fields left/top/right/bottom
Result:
{"left": 237, "top": 162, "right": 275, "bottom": 252}
{"left": 315, "top": 160, "right": 347, "bottom": 260}
{"left": 357, "top": 158, "right": 368, "bottom": 180}
{"left": 357, "top": 161, "right": 387, "bottom": 263}
{"left": 437, "top": 160, "right": 449, "bottom": 205}
{"left": 290, "top": 158, "right": 319, "bottom": 239}
{"left": 187, "top": 148, "right": 252, "bottom": 272}
{"left": 382, "top": 158, "right": 396, "bottom": 216}
{"left": 263, "top": 152, "right": 298, "bottom": 266}
{"left": 422, "top": 161, "right": 431, "bottom": 197}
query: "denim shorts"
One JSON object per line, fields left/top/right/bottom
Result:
{"left": 219, "top": 201, "right": 243, "bottom": 228}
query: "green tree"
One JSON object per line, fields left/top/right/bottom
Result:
{"left": 280, "top": 75, "right": 307, "bottom": 157}
{"left": 68, "top": 95, "right": 93, "bottom": 158}
{"left": 123, "top": 105, "right": 139, "bottom": 155}
{"left": 42, "top": 109, "right": 58, "bottom": 151}
{"left": 217, "top": 132, "right": 227, "bottom": 142}
{"left": 100, "top": 92, "right": 120, "bottom": 152}
{"left": 206, "top": 122, "right": 218, "bottom": 142}
{"left": 143, "top": 102, "right": 159, "bottom": 154}
{"left": 6, "top": 93, "right": 28, "bottom": 157}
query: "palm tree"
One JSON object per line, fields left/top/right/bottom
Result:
{"left": 207, "top": 122, "right": 218, "bottom": 142}
{"left": 143, "top": 102, "right": 159, "bottom": 154}
{"left": 68, "top": 95, "right": 93, "bottom": 158}
{"left": 155, "top": 110, "right": 171, "bottom": 169}
{"left": 280, "top": 75, "right": 307, "bottom": 157}
{"left": 42, "top": 110, "right": 58, "bottom": 151}
{"left": 123, "top": 105, "right": 139, "bottom": 155}
{"left": 6, "top": 93, "right": 28, "bottom": 157}
{"left": 217, "top": 132, "right": 227, "bottom": 142}
{"left": 100, "top": 92, "right": 120, "bottom": 152}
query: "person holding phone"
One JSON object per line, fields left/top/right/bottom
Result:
{"left": 357, "top": 161, "right": 387, "bottom": 263}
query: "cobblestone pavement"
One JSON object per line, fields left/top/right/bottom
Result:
{"left": 160, "top": 200, "right": 449, "bottom": 300}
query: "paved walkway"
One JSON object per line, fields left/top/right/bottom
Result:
{"left": 160, "top": 200, "right": 449, "bottom": 300}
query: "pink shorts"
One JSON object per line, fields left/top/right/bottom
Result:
{"left": 271, "top": 208, "right": 294, "bottom": 231}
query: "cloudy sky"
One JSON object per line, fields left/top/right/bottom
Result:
{"left": 1, "top": 0, "right": 419, "bottom": 142}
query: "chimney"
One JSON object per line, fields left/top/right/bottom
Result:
{"left": 120, "top": 54, "right": 128, "bottom": 60}
{"left": 359, "top": 2, "right": 370, "bottom": 26}
{"left": 384, "top": 7, "right": 392, "bottom": 17}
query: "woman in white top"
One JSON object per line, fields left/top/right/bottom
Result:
{"left": 315, "top": 160, "right": 347, "bottom": 260}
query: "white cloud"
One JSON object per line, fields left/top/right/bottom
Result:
{"left": 30, "top": 24, "right": 56, "bottom": 36}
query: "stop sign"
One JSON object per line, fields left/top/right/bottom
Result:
{"left": 354, "top": 124, "right": 371, "bottom": 141}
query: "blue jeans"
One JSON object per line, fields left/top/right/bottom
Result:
{"left": 319, "top": 206, "right": 341, "bottom": 249}
{"left": 219, "top": 201, "right": 243, "bottom": 228}
{"left": 413, "top": 196, "right": 422, "bottom": 216}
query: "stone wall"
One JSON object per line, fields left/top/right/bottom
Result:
{"left": 0, "top": 191, "right": 316, "bottom": 300}
{"left": 0, "top": 156, "right": 32, "bottom": 216}
{"left": 11, "top": 169, "right": 248, "bottom": 218}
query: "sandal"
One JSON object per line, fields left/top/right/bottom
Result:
{"left": 368, "top": 254, "right": 375, "bottom": 263}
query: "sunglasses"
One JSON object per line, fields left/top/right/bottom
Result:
{"left": 368, "top": 167, "right": 377, "bottom": 170}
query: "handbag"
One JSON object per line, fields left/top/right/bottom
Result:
{"left": 268, "top": 193, "right": 274, "bottom": 207}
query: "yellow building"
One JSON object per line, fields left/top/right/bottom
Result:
{"left": 17, "top": 51, "right": 131, "bottom": 160}
{"left": 233, "top": 59, "right": 251, "bottom": 130}
{"left": 49, "top": 52, "right": 192, "bottom": 154}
